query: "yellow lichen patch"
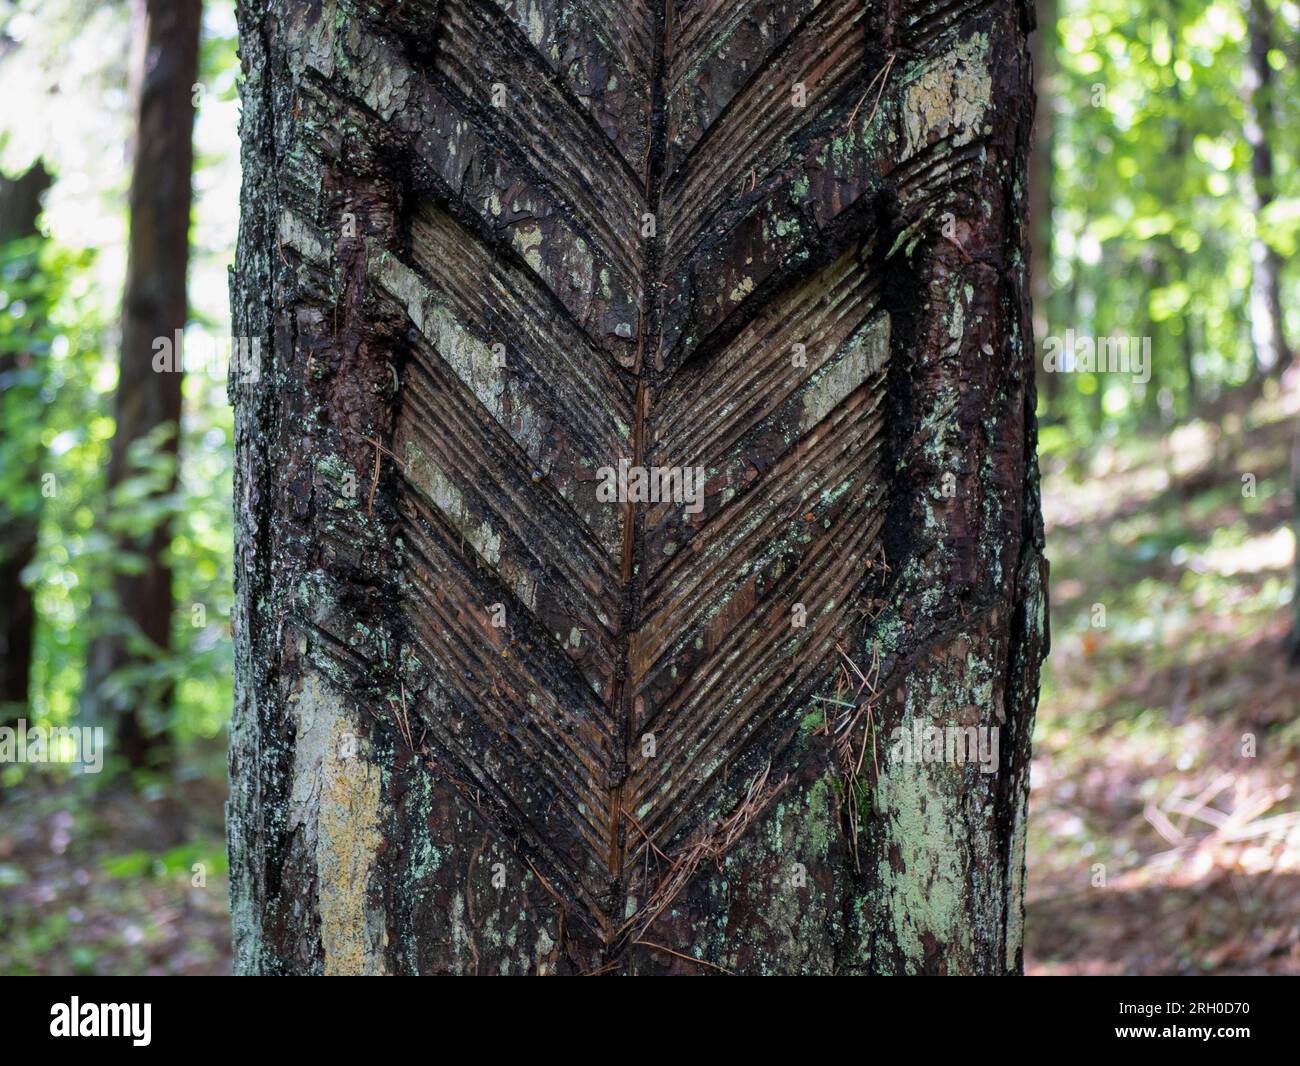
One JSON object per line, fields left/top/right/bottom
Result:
{"left": 902, "top": 33, "right": 992, "bottom": 158}
{"left": 512, "top": 221, "right": 545, "bottom": 273}
{"left": 318, "top": 714, "right": 386, "bottom": 975}
{"left": 728, "top": 276, "right": 755, "bottom": 303}
{"left": 289, "top": 673, "right": 388, "bottom": 975}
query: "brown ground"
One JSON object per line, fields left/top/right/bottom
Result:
{"left": 1026, "top": 382, "right": 1300, "bottom": 975}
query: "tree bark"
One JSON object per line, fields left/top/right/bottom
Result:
{"left": 0, "top": 161, "right": 52, "bottom": 724}
{"left": 228, "top": 0, "right": 1047, "bottom": 975}
{"left": 83, "top": 0, "right": 201, "bottom": 768}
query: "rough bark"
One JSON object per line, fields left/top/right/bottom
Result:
{"left": 228, "top": 0, "right": 1047, "bottom": 975}
{"left": 83, "top": 0, "right": 201, "bottom": 767}
{"left": 0, "top": 161, "right": 52, "bottom": 723}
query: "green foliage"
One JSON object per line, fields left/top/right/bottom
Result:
{"left": 101, "top": 840, "right": 228, "bottom": 881}
{"left": 1042, "top": 0, "right": 1298, "bottom": 437}
{"left": 0, "top": 235, "right": 70, "bottom": 540}
{"left": 1, "top": 0, "right": 239, "bottom": 782}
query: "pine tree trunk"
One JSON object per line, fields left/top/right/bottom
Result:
{"left": 83, "top": 0, "right": 201, "bottom": 768}
{"left": 0, "top": 161, "right": 52, "bottom": 725}
{"left": 228, "top": 0, "right": 1047, "bottom": 975}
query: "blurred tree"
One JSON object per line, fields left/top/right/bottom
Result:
{"left": 1031, "top": 0, "right": 1060, "bottom": 419}
{"left": 1237, "top": 0, "right": 1300, "bottom": 661}
{"left": 1039, "top": 0, "right": 1298, "bottom": 439}
{"left": 0, "top": 159, "right": 50, "bottom": 725}
{"left": 1241, "top": 0, "right": 1289, "bottom": 375}
{"left": 82, "top": 0, "right": 201, "bottom": 769}
{"left": 1292, "top": 426, "right": 1300, "bottom": 663}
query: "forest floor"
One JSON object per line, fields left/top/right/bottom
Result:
{"left": 1026, "top": 378, "right": 1300, "bottom": 975}
{"left": 1, "top": 387, "right": 1296, "bottom": 976}
{"left": 0, "top": 772, "right": 230, "bottom": 975}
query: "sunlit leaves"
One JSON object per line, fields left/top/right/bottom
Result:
{"left": 1043, "top": 0, "right": 1298, "bottom": 436}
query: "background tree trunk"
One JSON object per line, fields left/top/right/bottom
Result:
{"left": 1029, "top": 0, "right": 1058, "bottom": 419}
{"left": 1242, "top": 0, "right": 1300, "bottom": 664}
{"left": 83, "top": 0, "right": 201, "bottom": 768}
{"left": 1242, "top": 0, "right": 1288, "bottom": 376}
{"left": 0, "top": 161, "right": 52, "bottom": 726}
{"left": 1291, "top": 421, "right": 1300, "bottom": 664}
{"left": 228, "top": 0, "right": 1046, "bottom": 975}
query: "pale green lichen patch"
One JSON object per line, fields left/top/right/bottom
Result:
{"left": 799, "top": 314, "right": 890, "bottom": 434}
{"left": 902, "top": 33, "right": 992, "bottom": 158}
{"left": 372, "top": 250, "right": 506, "bottom": 422}
{"left": 1004, "top": 793, "right": 1027, "bottom": 969}
{"left": 872, "top": 748, "right": 971, "bottom": 965}
{"left": 872, "top": 635, "right": 1005, "bottom": 971}
{"left": 403, "top": 440, "right": 502, "bottom": 566}
{"left": 697, "top": 774, "right": 843, "bottom": 974}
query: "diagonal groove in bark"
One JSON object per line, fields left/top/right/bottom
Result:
{"left": 663, "top": 0, "right": 867, "bottom": 239}
{"left": 436, "top": 0, "right": 650, "bottom": 255}
{"left": 664, "top": 0, "right": 832, "bottom": 179}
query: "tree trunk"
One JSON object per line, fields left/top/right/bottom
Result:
{"left": 228, "top": 0, "right": 1047, "bottom": 975}
{"left": 1166, "top": 9, "right": 1196, "bottom": 421}
{"left": 1291, "top": 420, "right": 1300, "bottom": 665}
{"left": 1028, "top": 0, "right": 1058, "bottom": 418}
{"left": 1242, "top": 0, "right": 1300, "bottom": 662}
{"left": 0, "top": 161, "right": 52, "bottom": 724}
{"left": 83, "top": 0, "right": 201, "bottom": 768}
{"left": 1242, "top": 0, "right": 1288, "bottom": 375}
